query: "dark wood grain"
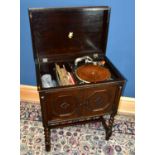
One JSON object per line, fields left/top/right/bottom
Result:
{"left": 29, "top": 6, "right": 110, "bottom": 62}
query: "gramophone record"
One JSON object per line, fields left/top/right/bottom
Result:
{"left": 75, "top": 64, "right": 111, "bottom": 83}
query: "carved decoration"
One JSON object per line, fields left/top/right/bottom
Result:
{"left": 60, "top": 102, "right": 70, "bottom": 109}
{"left": 52, "top": 95, "right": 77, "bottom": 117}
{"left": 86, "top": 90, "right": 110, "bottom": 112}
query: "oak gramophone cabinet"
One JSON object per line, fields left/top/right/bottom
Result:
{"left": 29, "top": 6, "right": 126, "bottom": 151}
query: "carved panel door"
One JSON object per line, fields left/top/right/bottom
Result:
{"left": 44, "top": 89, "right": 82, "bottom": 122}
{"left": 82, "top": 85, "right": 117, "bottom": 117}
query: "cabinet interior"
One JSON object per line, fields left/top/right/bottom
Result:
{"left": 37, "top": 56, "right": 122, "bottom": 90}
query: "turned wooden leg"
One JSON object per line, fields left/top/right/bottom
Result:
{"left": 101, "top": 113, "right": 115, "bottom": 140}
{"left": 44, "top": 127, "right": 51, "bottom": 152}
{"left": 105, "top": 114, "right": 115, "bottom": 140}
{"left": 103, "top": 86, "right": 123, "bottom": 140}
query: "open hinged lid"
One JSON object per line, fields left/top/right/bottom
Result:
{"left": 29, "top": 6, "right": 111, "bottom": 63}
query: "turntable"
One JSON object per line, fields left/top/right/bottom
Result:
{"left": 74, "top": 56, "right": 111, "bottom": 83}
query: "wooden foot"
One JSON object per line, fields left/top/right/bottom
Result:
{"left": 44, "top": 127, "right": 51, "bottom": 152}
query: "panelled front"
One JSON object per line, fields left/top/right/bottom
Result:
{"left": 42, "top": 84, "right": 118, "bottom": 125}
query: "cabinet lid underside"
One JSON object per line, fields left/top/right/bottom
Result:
{"left": 29, "top": 6, "right": 111, "bottom": 61}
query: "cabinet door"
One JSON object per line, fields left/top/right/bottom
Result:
{"left": 82, "top": 85, "right": 117, "bottom": 117}
{"left": 44, "top": 89, "right": 82, "bottom": 123}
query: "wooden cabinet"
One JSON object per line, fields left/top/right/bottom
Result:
{"left": 29, "top": 6, "right": 126, "bottom": 151}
